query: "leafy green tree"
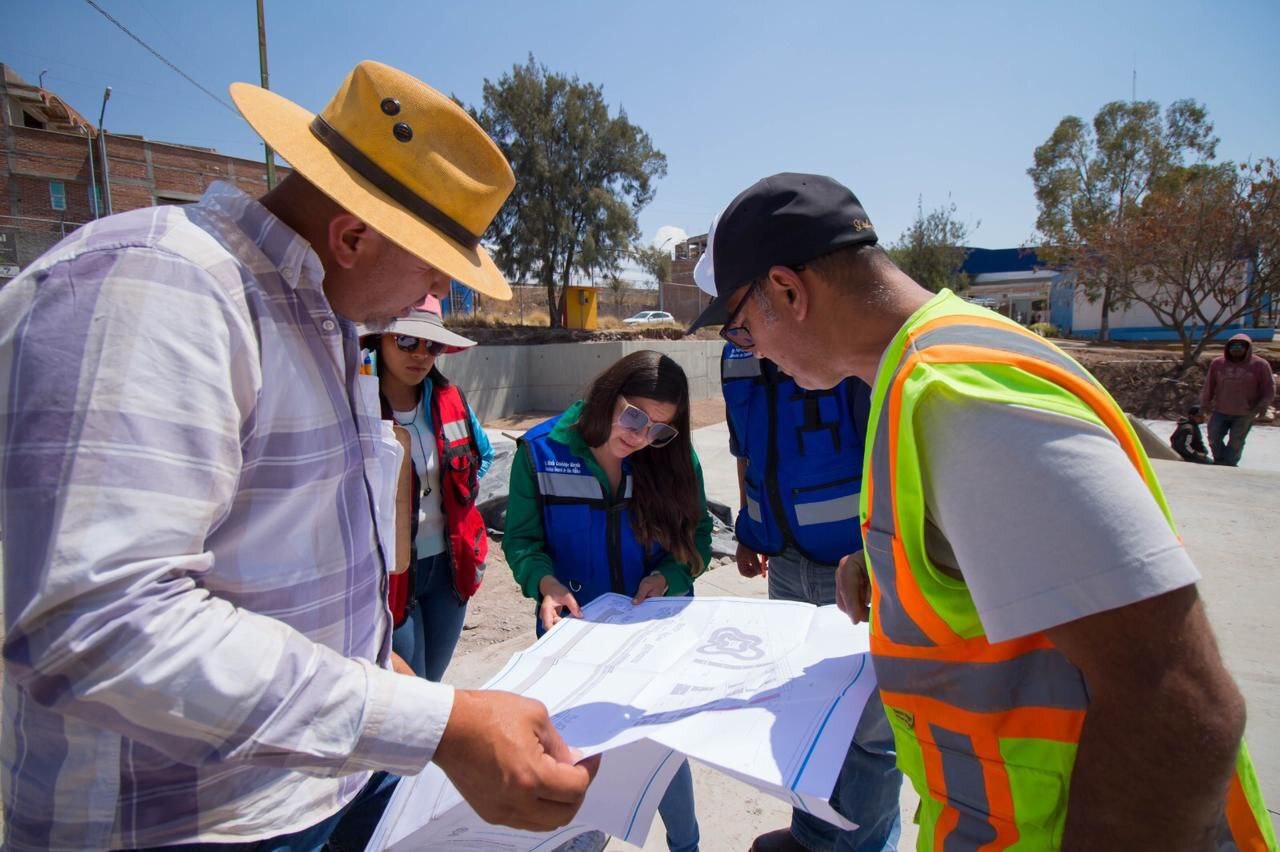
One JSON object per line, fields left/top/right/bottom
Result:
{"left": 1028, "top": 100, "right": 1217, "bottom": 340}
{"left": 886, "top": 196, "right": 974, "bottom": 292}
{"left": 471, "top": 56, "right": 667, "bottom": 327}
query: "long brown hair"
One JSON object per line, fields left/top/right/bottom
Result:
{"left": 576, "top": 351, "right": 705, "bottom": 576}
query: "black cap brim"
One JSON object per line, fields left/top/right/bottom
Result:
{"left": 685, "top": 292, "right": 734, "bottom": 335}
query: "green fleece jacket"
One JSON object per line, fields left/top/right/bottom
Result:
{"left": 503, "top": 400, "right": 714, "bottom": 600}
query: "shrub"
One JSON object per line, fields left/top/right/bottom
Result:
{"left": 1030, "top": 322, "right": 1059, "bottom": 338}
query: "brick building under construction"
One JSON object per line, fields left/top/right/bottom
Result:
{"left": 0, "top": 63, "right": 285, "bottom": 284}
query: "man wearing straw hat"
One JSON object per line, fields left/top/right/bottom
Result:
{"left": 0, "top": 62, "right": 596, "bottom": 849}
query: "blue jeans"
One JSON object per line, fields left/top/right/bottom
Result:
{"left": 768, "top": 549, "right": 903, "bottom": 852}
{"left": 658, "top": 759, "right": 701, "bottom": 852}
{"left": 130, "top": 771, "right": 398, "bottom": 852}
{"left": 1208, "top": 411, "right": 1256, "bottom": 467}
{"left": 393, "top": 550, "right": 467, "bottom": 681}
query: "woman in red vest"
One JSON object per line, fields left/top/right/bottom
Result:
{"left": 364, "top": 296, "right": 493, "bottom": 682}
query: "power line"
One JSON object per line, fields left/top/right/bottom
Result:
{"left": 82, "top": 0, "right": 238, "bottom": 116}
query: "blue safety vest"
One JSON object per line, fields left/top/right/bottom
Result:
{"left": 520, "top": 414, "right": 664, "bottom": 608}
{"left": 722, "top": 343, "right": 871, "bottom": 565}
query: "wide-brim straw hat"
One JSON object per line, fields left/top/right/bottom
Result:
{"left": 229, "top": 60, "right": 514, "bottom": 300}
{"left": 382, "top": 295, "right": 476, "bottom": 354}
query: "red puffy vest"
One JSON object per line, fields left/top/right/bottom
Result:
{"left": 386, "top": 383, "right": 488, "bottom": 624}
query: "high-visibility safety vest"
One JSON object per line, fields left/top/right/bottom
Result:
{"left": 520, "top": 415, "right": 664, "bottom": 612}
{"left": 386, "top": 382, "right": 488, "bottom": 624}
{"left": 862, "top": 290, "right": 1275, "bottom": 850}
{"left": 722, "top": 343, "right": 872, "bottom": 565}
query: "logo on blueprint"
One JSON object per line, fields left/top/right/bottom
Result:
{"left": 698, "top": 627, "right": 766, "bottom": 661}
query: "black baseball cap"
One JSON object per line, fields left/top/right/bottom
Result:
{"left": 686, "top": 173, "right": 878, "bottom": 333}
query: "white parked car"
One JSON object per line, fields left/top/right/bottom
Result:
{"left": 622, "top": 310, "right": 676, "bottom": 325}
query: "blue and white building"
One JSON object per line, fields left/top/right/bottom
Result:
{"left": 959, "top": 247, "right": 1275, "bottom": 342}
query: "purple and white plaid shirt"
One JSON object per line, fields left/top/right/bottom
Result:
{"left": 0, "top": 183, "right": 454, "bottom": 849}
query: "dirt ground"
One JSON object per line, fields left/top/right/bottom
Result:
{"left": 1069, "top": 343, "right": 1279, "bottom": 424}
{"left": 455, "top": 540, "right": 536, "bottom": 658}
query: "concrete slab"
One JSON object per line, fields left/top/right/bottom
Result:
{"left": 441, "top": 341, "right": 725, "bottom": 423}
{"left": 1150, "top": 458, "right": 1280, "bottom": 838}
{"left": 690, "top": 422, "right": 740, "bottom": 509}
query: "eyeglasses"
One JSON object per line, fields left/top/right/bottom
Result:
{"left": 718, "top": 266, "right": 802, "bottom": 350}
{"left": 719, "top": 279, "right": 760, "bottom": 350}
{"left": 394, "top": 335, "right": 447, "bottom": 356}
{"left": 616, "top": 397, "right": 679, "bottom": 448}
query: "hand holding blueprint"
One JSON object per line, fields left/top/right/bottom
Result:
{"left": 371, "top": 594, "right": 877, "bottom": 850}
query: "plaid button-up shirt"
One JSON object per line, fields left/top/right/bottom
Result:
{"left": 0, "top": 183, "right": 454, "bottom": 849}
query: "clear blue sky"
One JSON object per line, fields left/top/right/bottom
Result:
{"left": 6, "top": 0, "right": 1279, "bottom": 255}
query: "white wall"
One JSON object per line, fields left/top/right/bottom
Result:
{"left": 1072, "top": 271, "right": 1250, "bottom": 333}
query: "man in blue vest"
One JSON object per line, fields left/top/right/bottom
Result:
{"left": 720, "top": 328, "right": 903, "bottom": 852}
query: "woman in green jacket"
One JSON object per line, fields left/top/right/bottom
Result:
{"left": 503, "top": 350, "right": 711, "bottom": 852}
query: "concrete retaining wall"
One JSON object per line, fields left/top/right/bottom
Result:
{"left": 439, "top": 340, "right": 725, "bottom": 423}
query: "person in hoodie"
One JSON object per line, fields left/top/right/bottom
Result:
{"left": 1200, "top": 334, "right": 1275, "bottom": 466}
{"left": 1169, "top": 405, "right": 1212, "bottom": 464}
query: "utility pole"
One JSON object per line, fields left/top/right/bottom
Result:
{"left": 257, "top": 0, "right": 277, "bottom": 189}
{"left": 97, "top": 86, "right": 113, "bottom": 216}
{"left": 83, "top": 126, "right": 99, "bottom": 218}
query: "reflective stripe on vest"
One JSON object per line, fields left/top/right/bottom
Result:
{"left": 722, "top": 353, "right": 763, "bottom": 380}
{"left": 864, "top": 297, "right": 1275, "bottom": 850}
{"left": 441, "top": 417, "right": 470, "bottom": 444}
{"left": 537, "top": 470, "right": 605, "bottom": 501}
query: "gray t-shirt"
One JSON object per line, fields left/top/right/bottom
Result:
{"left": 914, "top": 390, "right": 1200, "bottom": 643}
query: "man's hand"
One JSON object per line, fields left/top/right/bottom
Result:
{"left": 538, "top": 575, "right": 582, "bottom": 633}
{"left": 736, "top": 542, "right": 768, "bottom": 578}
{"left": 433, "top": 689, "right": 600, "bottom": 831}
{"left": 632, "top": 572, "right": 668, "bottom": 604}
{"left": 835, "top": 551, "right": 871, "bottom": 624}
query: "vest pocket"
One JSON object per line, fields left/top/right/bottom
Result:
{"left": 790, "top": 474, "right": 860, "bottom": 528}
{"left": 446, "top": 451, "right": 479, "bottom": 506}
{"left": 545, "top": 503, "right": 593, "bottom": 593}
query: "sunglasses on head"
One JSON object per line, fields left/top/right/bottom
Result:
{"left": 616, "top": 397, "right": 679, "bottom": 448}
{"left": 394, "top": 335, "right": 448, "bottom": 356}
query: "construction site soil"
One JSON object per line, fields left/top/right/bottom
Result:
{"left": 1067, "top": 343, "right": 1278, "bottom": 422}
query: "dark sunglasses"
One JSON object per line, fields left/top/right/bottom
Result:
{"left": 394, "top": 335, "right": 447, "bottom": 356}
{"left": 616, "top": 397, "right": 679, "bottom": 448}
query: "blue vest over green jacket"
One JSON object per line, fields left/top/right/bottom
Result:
{"left": 520, "top": 416, "right": 663, "bottom": 608}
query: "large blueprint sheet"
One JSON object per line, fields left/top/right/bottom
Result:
{"left": 371, "top": 594, "right": 876, "bottom": 850}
